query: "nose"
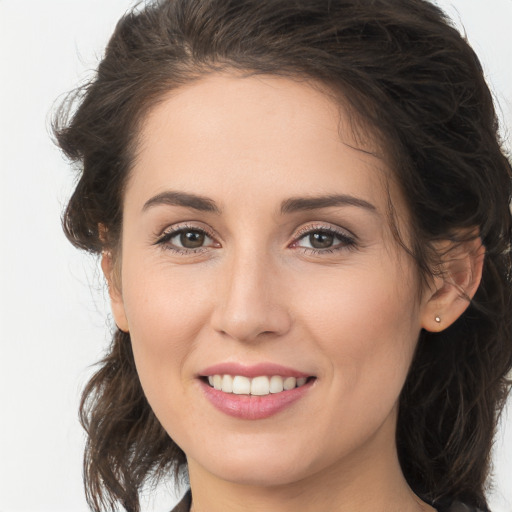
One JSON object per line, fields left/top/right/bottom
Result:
{"left": 210, "top": 250, "right": 292, "bottom": 343}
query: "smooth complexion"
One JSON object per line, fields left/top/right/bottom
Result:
{"left": 104, "top": 74, "right": 480, "bottom": 512}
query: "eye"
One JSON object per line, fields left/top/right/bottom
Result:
{"left": 175, "top": 229, "right": 209, "bottom": 249}
{"left": 155, "top": 225, "right": 219, "bottom": 253}
{"left": 303, "top": 231, "right": 337, "bottom": 249}
{"left": 292, "top": 225, "right": 356, "bottom": 253}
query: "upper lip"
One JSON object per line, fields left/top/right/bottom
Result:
{"left": 199, "top": 362, "right": 312, "bottom": 379}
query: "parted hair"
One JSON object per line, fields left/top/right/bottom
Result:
{"left": 54, "top": 1, "right": 512, "bottom": 511}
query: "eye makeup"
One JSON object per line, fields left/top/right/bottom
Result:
{"left": 152, "top": 220, "right": 358, "bottom": 257}
{"left": 153, "top": 222, "right": 220, "bottom": 255}
{"left": 290, "top": 223, "right": 358, "bottom": 255}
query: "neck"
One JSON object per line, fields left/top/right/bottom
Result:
{"left": 186, "top": 413, "right": 435, "bottom": 512}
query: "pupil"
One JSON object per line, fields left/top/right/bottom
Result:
{"left": 310, "top": 232, "right": 334, "bottom": 249}
{"left": 180, "top": 230, "right": 205, "bottom": 248}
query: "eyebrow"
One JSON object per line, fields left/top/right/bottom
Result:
{"left": 280, "top": 194, "right": 377, "bottom": 214}
{"left": 142, "top": 191, "right": 221, "bottom": 214}
{"left": 142, "top": 190, "right": 377, "bottom": 216}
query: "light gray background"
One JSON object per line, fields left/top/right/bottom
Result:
{"left": 0, "top": 1, "right": 511, "bottom": 511}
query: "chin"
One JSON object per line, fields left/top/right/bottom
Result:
{"left": 187, "top": 439, "right": 315, "bottom": 487}
{"left": 208, "top": 460, "right": 308, "bottom": 487}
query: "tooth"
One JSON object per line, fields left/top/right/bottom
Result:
{"left": 251, "top": 376, "right": 270, "bottom": 396}
{"left": 296, "top": 377, "right": 307, "bottom": 387}
{"left": 269, "top": 375, "right": 284, "bottom": 393}
{"left": 221, "top": 374, "right": 233, "bottom": 393}
{"left": 232, "top": 375, "right": 251, "bottom": 395}
{"left": 283, "top": 377, "right": 297, "bottom": 390}
{"left": 208, "top": 376, "right": 214, "bottom": 386}
{"left": 213, "top": 374, "right": 222, "bottom": 390}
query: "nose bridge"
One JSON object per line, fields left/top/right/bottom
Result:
{"left": 211, "top": 244, "right": 291, "bottom": 342}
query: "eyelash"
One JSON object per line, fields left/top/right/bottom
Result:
{"left": 154, "top": 223, "right": 218, "bottom": 255}
{"left": 153, "top": 223, "right": 357, "bottom": 255}
{"left": 291, "top": 224, "right": 357, "bottom": 255}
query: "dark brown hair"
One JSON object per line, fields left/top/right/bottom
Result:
{"left": 54, "top": 1, "right": 512, "bottom": 511}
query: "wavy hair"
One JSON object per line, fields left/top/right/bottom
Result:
{"left": 54, "top": 1, "right": 512, "bottom": 511}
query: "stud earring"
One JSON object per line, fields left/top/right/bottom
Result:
{"left": 435, "top": 315, "right": 441, "bottom": 324}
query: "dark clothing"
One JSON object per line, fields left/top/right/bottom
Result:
{"left": 439, "top": 503, "right": 483, "bottom": 512}
{"left": 171, "top": 490, "right": 191, "bottom": 512}
{"left": 170, "top": 489, "right": 483, "bottom": 511}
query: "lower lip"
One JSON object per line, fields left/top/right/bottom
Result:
{"left": 199, "top": 378, "right": 315, "bottom": 420}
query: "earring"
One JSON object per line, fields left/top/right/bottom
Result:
{"left": 435, "top": 315, "right": 441, "bottom": 324}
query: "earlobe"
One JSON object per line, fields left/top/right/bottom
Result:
{"left": 421, "top": 236, "right": 485, "bottom": 333}
{"left": 101, "top": 250, "right": 129, "bottom": 333}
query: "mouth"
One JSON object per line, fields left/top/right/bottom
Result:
{"left": 198, "top": 362, "right": 316, "bottom": 419}
{"left": 201, "top": 374, "right": 314, "bottom": 396}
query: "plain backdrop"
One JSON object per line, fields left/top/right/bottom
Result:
{"left": 0, "top": 1, "right": 511, "bottom": 511}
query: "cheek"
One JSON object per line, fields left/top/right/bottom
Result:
{"left": 300, "top": 261, "right": 421, "bottom": 409}
{"left": 120, "top": 261, "right": 212, "bottom": 391}
{"left": 123, "top": 254, "right": 212, "bottom": 329}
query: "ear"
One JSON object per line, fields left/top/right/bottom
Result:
{"left": 421, "top": 236, "right": 485, "bottom": 332}
{"left": 101, "top": 250, "right": 129, "bottom": 333}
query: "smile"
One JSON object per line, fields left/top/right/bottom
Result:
{"left": 199, "top": 363, "right": 316, "bottom": 419}
{"left": 206, "top": 375, "right": 309, "bottom": 395}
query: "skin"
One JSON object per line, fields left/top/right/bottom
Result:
{"left": 104, "top": 73, "right": 482, "bottom": 512}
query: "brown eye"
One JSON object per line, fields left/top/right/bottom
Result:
{"left": 180, "top": 230, "right": 206, "bottom": 248}
{"left": 294, "top": 227, "right": 356, "bottom": 253}
{"left": 157, "top": 226, "right": 217, "bottom": 252}
{"left": 309, "top": 232, "right": 334, "bottom": 249}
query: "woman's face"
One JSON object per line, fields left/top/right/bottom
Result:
{"left": 110, "top": 73, "right": 434, "bottom": 488}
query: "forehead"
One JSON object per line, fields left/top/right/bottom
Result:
{"left": 128, "top": 73, "right": 398, "bottom": 217}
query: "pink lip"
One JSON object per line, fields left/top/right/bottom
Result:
{"left": 199, "top": 362, "right": 310, "bottom": 379}
{"left": 199, "top": 378, "right": 315, "bottom": 420}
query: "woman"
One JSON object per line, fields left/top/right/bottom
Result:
{"left": 54, "top": 0, "right": 512, "bottom": 511}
